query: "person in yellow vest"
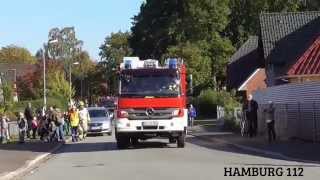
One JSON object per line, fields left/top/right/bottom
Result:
{"left": 79, "top": 101, "right": 91, "bottom": 140}
{"left": 69, "top": 105, "right": 80, "bottom": 142}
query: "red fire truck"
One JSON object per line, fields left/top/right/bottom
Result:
{"left": 115, "top": 57, "right": 189, "bottom": 149}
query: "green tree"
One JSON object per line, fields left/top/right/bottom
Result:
{"left": 164, "top": 41, "right": 212, "bottom": 90}
{"left": 2, "top": 82, "right": 13, "bottom": 104}
{"left": 99, "top": 31, "right": 132, "bottom": 95}
{"left": 72, "top": 51, "right": 96, "bottom": 99}
{"left": 130, "top": 0, "right": 233, "bottom": 89}
{"left": 47, "top": 71, "right": 75, "bottom": 102}
{"left": 72, "top": 51, "right": 95, "bottom": 78}
{"left": 130, "top": 0, "right": 182, "bottom": 59}
{"left": 46, "top": 27, "right": 83, "bottom": 85}
{"left": 47, "top": 27, "right": 83, "bottom": 61}
{"left": 0, "top": 45, "right": 36, "bottom": 64}
{"left": 225, "top": 0, "right": 305, "bottom": 48}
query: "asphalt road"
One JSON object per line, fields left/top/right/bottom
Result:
{"left": 22, "top": 134, "right": 320, "bottom": 180}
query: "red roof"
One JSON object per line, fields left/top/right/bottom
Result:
{"left": 288, "top": 36, "right": 320, "bottom": 75}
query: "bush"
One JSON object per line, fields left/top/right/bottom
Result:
{"left": 196, "top": 90, "right": 219, "bottom": 118}
{"left": 223, "top": 117, "right": 240, "bottom": 131}
{"left": 12, "top": 97, "right": 68, "bottom": 113}
{"left": 194, "top": 89, "right": 239, "bottom": 118}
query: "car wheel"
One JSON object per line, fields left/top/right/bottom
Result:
{"left": 177, "top": 134, "right": 185, "bottom": 148}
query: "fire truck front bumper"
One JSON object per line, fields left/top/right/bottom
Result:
{"left": 116, "top": 117, "right": 187, "bottom": 133}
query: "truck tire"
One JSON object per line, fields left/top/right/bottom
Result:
{"left": 131, "top": 137, "right": 139, "bottom": 146}
{"left": 177, "top": 134, "right": 185, "bottom": 148}
{"left": 169, "top": 137, "right": 176, "bottom": 143}
{"left": 117, "top": 136, "right": 130, "bottom": 149}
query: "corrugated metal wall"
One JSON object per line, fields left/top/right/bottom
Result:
{"left": 253, "top": 81, "right": 320, "bottom": 142}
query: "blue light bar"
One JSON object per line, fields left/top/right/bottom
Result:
{"left": 124, "top": 60, "right": 132, "bottom": 69}
{"left": 168, "top": 58, "right": 178, "bottom": 69}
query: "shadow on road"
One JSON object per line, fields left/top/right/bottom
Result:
{"left": 55, "top": 141, "right": 118, "bottom": 153}
{"left": 55, "top": 139, "right": 176, "bottom": 154}
{"left": 187, "top": 135, "right": 320, "bottom": 165}
{"left": 0, "top": 141, "right": 61, "bottom": 153}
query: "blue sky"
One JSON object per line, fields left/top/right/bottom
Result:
{"left": 0, "top": 0, "right": 143, "bottom": 60}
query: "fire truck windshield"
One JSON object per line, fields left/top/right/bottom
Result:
{"left": 120, "top": 72, "right": 180, "bottom": 98}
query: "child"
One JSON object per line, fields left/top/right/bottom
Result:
{"left": 31, "top": 117, "right": 38, "bottom": 139}
{"left": 17, "top": 112, "right": 27, "bottom": 143}
{"left": 1, "top": 114, "right": 10, "bottom": 143}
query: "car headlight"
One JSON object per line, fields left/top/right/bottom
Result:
{"left": 102, "top": 122, "right": 110, "bottom": 129}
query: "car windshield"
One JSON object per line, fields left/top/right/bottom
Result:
{"left": 89, "top": 110, "right": 107, "bottom": 118}
{"left": 120, "top": 72, "right": 180, "bottom": 98}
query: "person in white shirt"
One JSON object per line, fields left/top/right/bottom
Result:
{"left": 1, "top": 114, "right": 10, "bottom": 143}
{"left": 78, "top": 101, "right": 91, "bottom": 140}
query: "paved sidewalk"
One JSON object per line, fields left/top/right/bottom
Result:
{"left": 192, "top": 125, "right": 320, "bottom": 164}
{"left": 0, "top": 140, "right": 62, "bottom": 177}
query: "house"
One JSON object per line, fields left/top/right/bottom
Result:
{"left": 227, "top": 11, "right": 320, "bottom": 97}
{"left": 260, "top": 11, "right": 320, "bottom": 86}
{"left": 0, "top": 63, "right": 37, "bottom": 102}
{"left": 227, "top": 36, "right": 267, "bottom": 97}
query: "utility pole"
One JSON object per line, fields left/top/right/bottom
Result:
{"left": 42, "top": 47, "right": 47, "bottom": 110}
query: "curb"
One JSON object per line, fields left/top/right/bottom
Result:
{"left": 193, "top": 135, "right": 320, "bottom": 166}
{"left": 0, "top": 137, "right": 71, "bottom": 180}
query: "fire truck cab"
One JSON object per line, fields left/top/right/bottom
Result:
{"left": 115, "top": 57, "right": 188, "bottom": 149}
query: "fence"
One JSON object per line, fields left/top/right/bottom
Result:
{"left": 251, "top": 81, "right": 320, "bottom": 142}
{"left": 256, "top": 103, "right": 320, "bottom": 142}
{"left": 0, "top": 122, "right": 19, "bottom": 142}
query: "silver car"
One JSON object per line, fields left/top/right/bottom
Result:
{"left": 87, "top": 107, "right": 112, "bottom": 135}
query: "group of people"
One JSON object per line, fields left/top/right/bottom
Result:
{"left": 0, "top": 101, "right": 91, "bottom": 144}
{"left": 17, "top": 103, "right": 68, "bottom": 143}
{"left": 242, "top": 94, "right": 276, "bottom": 143}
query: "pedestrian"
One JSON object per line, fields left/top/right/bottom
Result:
{"left": 53, "top": 107, "right": 65, "bottom": 142}
{"left": 17, "top": 112, "right": 27, "bottom": 143}
{"left": 31, "top": 117, "right": 38, "bottom": 139}
{"left": 0, "top": 114, "right": 10, "bottom": 143}
{"left": 79, "top": 101, "right": 91, "bottom": 140}
{"left": 69, "top": 105, "right": 80, "bottom": 142}
{"left": 264, "top": 101, "right": 276, "bottom": 143}
{"left": 24, "top": 102, "right": 34, "bottom": 138}
{"left": 46, "top": 106, "right": 57, "bottom": 142}
{"left": 38, "top": 113, "right": 48, "bottom": 141}
{"left": 188, "top": 104, "right": 196, "bottom": 127}
{"left": 243, "top": 94, "right": 259, "bottom": 137}
{"left": 63, "top": 111, "right": 71, "bottom": 136}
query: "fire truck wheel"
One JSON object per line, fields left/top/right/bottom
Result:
{"left": 117, "top": 136, "right": 130, "bottom": 149}
{"left": 131, "top": 137, "right": 139, "bottom": 145}
{"left": 177, "top": 134, "right": 185, "bottom": 148}
{"left": 169, "top": 137, "right": 176, "bottom": 143}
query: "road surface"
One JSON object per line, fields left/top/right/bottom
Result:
{"left": 22, "top": 134, "right": 320, "bottom": 180}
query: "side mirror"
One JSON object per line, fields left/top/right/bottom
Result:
{"left": 187, "top": 74, "right": 193, "bottom": 96}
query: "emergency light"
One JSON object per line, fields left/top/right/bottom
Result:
{"left": 166, "top": 58, "right": 178, "bottom": 69}
{"left": 122, "top": 57, "right": 142, "bottom": 69}
{"left": 143, "top": 59, "right": 159, "bottom": 68}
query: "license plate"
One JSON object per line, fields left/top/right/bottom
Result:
{"left": 142, "top": 121, "right": 158, "bottom": 126}
{"left": 91, "top": 126, "right": 101, "bottom": 130}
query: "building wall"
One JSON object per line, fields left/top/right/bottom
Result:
{"left": 288, "top": 76, "right": 320, "bottom": 83}
{"left": 239, "top": 68, "right": 267, "bottom": 97}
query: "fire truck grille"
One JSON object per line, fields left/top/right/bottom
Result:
{"left": 127, "top": 108, "right": 176, "bottom": 120}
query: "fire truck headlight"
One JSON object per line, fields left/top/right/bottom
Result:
{"left": 117, "top": 110, "right": 129, "bottom": 118}
{"left": 172, "top": 109, "right": 184, "bottom": 117}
